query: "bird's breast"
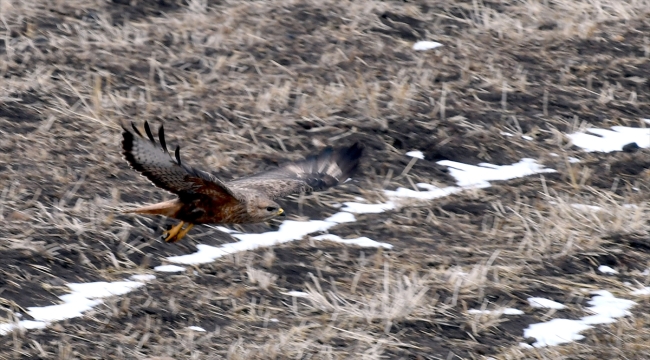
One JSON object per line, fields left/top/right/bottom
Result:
{"left": 179, "top": 198, "right": 249, "bottom": 224}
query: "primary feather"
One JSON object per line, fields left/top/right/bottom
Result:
{"left": 227, "top": 143, "right": 363, "bottom": 199}
{"left": 121, "top": 122, "right": 238, "bottom": 202}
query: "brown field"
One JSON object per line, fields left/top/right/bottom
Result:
{"left": 1, "top": 0, "right": 650, "bottom": 358}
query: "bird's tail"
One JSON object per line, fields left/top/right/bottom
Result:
{"left": 123, "top": 199, "right": 182, "bottom": 217}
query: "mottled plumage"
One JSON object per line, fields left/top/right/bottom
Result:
{"left": 121, "top": 121, "right": 363, "bottom": 242}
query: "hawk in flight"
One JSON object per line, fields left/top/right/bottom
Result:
{"left": 121, "top": 122, "right": 363, "bottom": 243}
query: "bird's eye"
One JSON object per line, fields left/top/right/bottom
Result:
{"left": 266, "top": 206, "right": 276, "bottom": 212}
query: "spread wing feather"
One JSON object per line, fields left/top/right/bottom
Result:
{"left": 122, "top": 121, "right": 240, "bottom": 202}
{"left": 227, "top": 143, "right": 363, "bottom": 199}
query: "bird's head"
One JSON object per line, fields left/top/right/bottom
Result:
{"left": 250, "top": 198, "right": 285, "bottom": 221}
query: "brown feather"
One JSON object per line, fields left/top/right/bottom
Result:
{"left": 123, "top": 199, "right": 182, "bottom": 217}
{"left": 121, "top": 121, "right": 240, "bottom": 201}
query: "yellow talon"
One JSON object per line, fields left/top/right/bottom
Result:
{"left": 163, "top": 221, "right": 185, "bottom": 242}
{"left": 175, "top": 223, "right": 194, "bottom": 242}
{"left": 163, "top": 222, "right": 195, "bottom": 243}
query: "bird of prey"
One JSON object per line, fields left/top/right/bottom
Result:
{"left": 121, "top": 122, "right": 363, "bottom": 243}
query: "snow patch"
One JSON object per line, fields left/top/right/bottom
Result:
{"left": 283, "top": 291, "right": 310, "bottom": 298}
{"left": 469, "top": 308, "right": 524, "bottom": 315}
{"left": 384, "top": 183, "right": 462, "bottom": 201}
{"left": 343, "top": 158, "right": 554, "bottom": 214}
{"left": 406, "top": 150, "right": 424, "bottom": 159}
{"left": 0, "top": 320, "right": 47, "bottom": 335}
{"left": 312, "top": 234, "right": 393, "bottom": 249}
{"left": 528, "top": 297, "right": 566, "bottom": 310}
{"left": 0, "top": 280, "right": 150, "bottom": 336}
{"left": 438, "top": 158, "right": 555, "bottom": 188}
{"left": 215, "top": 226, "right": 238, "bottom": 233}
{"left": 342, "top": 201, "right": 396, "bottom": 214}
{"left": 567, "top": 121, "right": 650, "bottom": 152}
{"left": 598, "top": 265, "right": 618, "bottom": 274}
{"left": 523, "top": 291, "right": 635, "bottom": 347}
{"left": 166, "top": 212, "right": 357, "bottom": 265}
{"left": 155, "top": 265, "right": 186, "bottom": 272}
{"left": 130, "top": 274, "right": 156, "bottom": 281}
{"left": 413, "top": 41, "right": 442, "bottom": 51}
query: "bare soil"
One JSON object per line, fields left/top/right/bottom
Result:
{"left": 1, "top": 0, "right": 650, "bottom": 359}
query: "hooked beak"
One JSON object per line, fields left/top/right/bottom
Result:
{"left": 278, "top": 208, "right": 285, "bottom": 216}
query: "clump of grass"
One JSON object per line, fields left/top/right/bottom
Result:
{"left": 490, "top": 185, "right": 648, "bottom": 257}
{"left": 303, "top": 262, "right": 434, "bottom": 333}
{"left": 246, "top": 266, "right": 277, "bottom": 291}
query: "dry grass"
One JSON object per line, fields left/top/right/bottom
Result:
{"left": 302, "top": 263, "right": 434, "bottom": 332}
{"left": 246, "top": 266, "right": 278, "bottom": 291}
{"left": 491, "top": 185, "right": 648, "bottom": 257}
{"left": 1, "top": 0, "right": 650, "bottom": 358}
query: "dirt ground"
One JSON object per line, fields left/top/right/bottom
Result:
{"left": 1, "top": 0, "right": 650, "bottom": 358}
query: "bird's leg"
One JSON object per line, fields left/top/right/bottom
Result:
{"left": 174, "top": 223, "right": 195, "bottom": 242}
{"left": 163, "top": 221, "right": 185, "bottom": 242}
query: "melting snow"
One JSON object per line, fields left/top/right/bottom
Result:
{"left": 130, "top": 274, "right": 156, "bottom": 281}
{"left": 413, "top": 41, "right": 442, "bottom": 51}
{"left": 523, "top": 290, "right": 635, "bottom": 347}
{"left": 0, "top": 280, "right": 150, "bottom": 336}
{"left": 598, "top": 265, "right": 618, "bottom": 274}
{"left": 438, "top": 158, "right": 555, "bottom": 188}
{"left": 214, "top": 226, "right": 238, "bottom": 233}
{"left": 383, "top": 183, "right": 462, "bottom": 201}
{"left": 528, "top": 297, "right": 566, "bottom": 309}
{"left": 567, "top": 121, "right": 650, "bottom": 152}
{"left": 343, "top": 158, "right": 554, "bottom": 213}
{"left": 582, "top": 290, "right": 635, "bottom": 324}
{"left": 154, "top": 265, "right": 186, "bottom": 272}
{"left": 166, "top": 213, "right": 356, "bottom": 265}
{"left": 312, "top": 234, "right": 393, "bottom": 249}
{"left": 468, "top": 308, "right": 524, "bottom": 315}
{"left": 326, "top": 212, "right": 356, "bottom": 223}
{"left": 406, "top": 150, "right": 425, "bottom": 159}
{"left": 341, "top": 201, "right": 397, "bottom": 214}
{"left": 522, "top": 319, "right": 591, "bottom": 348}
{"left": 283, "top": 291, "right": 310, "bottom": 298}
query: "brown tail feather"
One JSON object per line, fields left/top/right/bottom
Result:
{"left": 124, "top": 199, "right": 182, "bottom": 217}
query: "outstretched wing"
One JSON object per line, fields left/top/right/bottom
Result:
{"left": 121, "top": 121, "right": 240, "bottom": 203}
{"left": 227, "top": 143, "right": 363, "bottom": 199}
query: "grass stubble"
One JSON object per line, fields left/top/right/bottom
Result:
{"left": 1, "top": 0, "right": 650, "bottom": 358}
